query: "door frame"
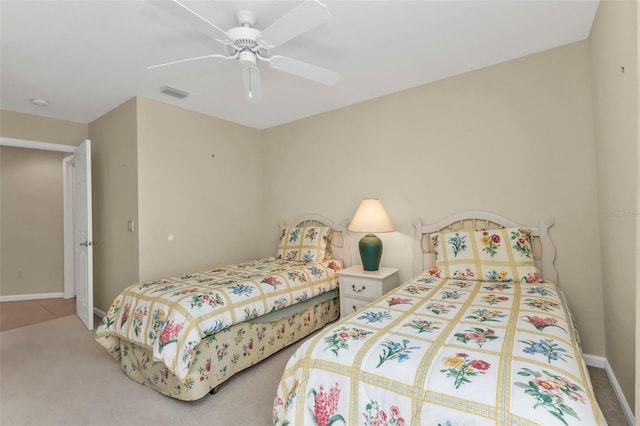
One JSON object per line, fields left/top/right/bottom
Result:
{"left": 0, "top": 137, "right": 84, "bottom": 302}
{"left": 63, "top": 155, "right": 75, "bottom": 298}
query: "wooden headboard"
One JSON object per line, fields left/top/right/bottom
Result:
{"left": 280, "top": 214, "right": 352, "bottom": 268}
{"left": 413, "top": 210, "right": 557, "bottom": 283}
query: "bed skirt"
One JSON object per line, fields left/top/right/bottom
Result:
{"left": 117, "top": 294, "right": 340, "bottom": 401}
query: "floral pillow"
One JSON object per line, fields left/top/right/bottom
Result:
{"left": 276, "top": 226, "right": 332, "bottom": 263}
{"left": 431, "top": 227, "right": 541, "bottom": 282}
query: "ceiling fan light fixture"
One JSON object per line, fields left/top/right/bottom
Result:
{"left": 238, "top": 50, "right": 257, "bottom": 68}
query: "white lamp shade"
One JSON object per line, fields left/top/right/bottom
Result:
{"left": 348, "top": 198, "right": 395, "bottom": 233}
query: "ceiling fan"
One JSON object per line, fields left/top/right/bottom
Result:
{"left": 147, "top": 0, "right": 340, "bottom": 103}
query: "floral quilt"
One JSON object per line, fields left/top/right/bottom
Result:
{"left": 95, "top": 257, "right": 342, "bottom": 382}
{"left": 273, "top": 273, "right": 606, "bottom": 425}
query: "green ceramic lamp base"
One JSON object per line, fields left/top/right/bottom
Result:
{"left": 359, "top": 233, "right": 383, "bottom": 271}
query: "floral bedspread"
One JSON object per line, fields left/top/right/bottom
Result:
{"left": 95, "top": 257, "right": 342, "bottom": 382}
{"left": 273, "top": 273, "right": 606, "bottom": 425}
{"left": 118, "top": 296, "right": 340, "bottom": 401}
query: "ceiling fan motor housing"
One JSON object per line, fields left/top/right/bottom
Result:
{"left": 228, "top": 25, "right": 261, "bottom": 68}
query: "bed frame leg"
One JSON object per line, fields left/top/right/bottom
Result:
{"left": 209, "top": 386, "right": 220, "bottom": 395}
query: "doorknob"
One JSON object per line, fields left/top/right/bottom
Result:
{"left": 80, "top": 241, "right": 92, "bottom": 247}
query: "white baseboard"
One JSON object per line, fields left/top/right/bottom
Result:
{"left": 583, "top": 353, "right": 635, "bottom": 426}
{"left": 0, "top": 292, "right": 65, "bottom": 302}
{"left": 93, "top": 307, "right": 106, "bottom": 318}
{"left": 583, "top": 353, "right": 607, "bottom": 368}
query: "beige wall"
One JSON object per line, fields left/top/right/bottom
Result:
{"left": 262, "top": 41, "right": 607, "bottom": 357}
{"left": 590, "top": 0, "right": 638, "bottom": 411}
{"left": 637, "top": 0, "right": 640, "bottom": 417}
{"left": 0, "top": 110, "right": 88, "bottom": 297}
{"left": 88, "top": 98, "right": 140, "bottom": 311}
{"left": 1, "top": 146, "right": 68, "bottom": 295}
{"left": 0, "top": 110, "right": 88, "bottom": 145}
{"left": 136, "top": 98, "right": 266, "bottom": 281}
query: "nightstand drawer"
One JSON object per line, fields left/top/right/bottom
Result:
{"left": 340, "top": 277, "right": 380, "bottom": 300}
{"left": 338, "top": 265, "right": 400, "bottom": 319}
{"left": 341, "top": 297, "right": 371, "bottom": 316}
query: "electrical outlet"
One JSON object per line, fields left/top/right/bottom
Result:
{"left": 128, "top": 220, "right": 134, "bottom": 232}
{"left": 17, "top": 269, "right": 24, "bottom": 279}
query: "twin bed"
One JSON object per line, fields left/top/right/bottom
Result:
{"left": 95, "top": 214, "right": 351, "bottom": 401}
{"left": 96, "top": 210, "right": 606, "bottom": 425}
{"left": 272, "top": 211, "right": 606, "bottom": 426}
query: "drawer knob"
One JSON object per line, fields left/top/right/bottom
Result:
{"left": 352, "top": 284, "right": 366, "bottom": 292}
{"left": 352, "top": 305, "right": 357, "bottom": 312}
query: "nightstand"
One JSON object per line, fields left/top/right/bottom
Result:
{"left": 338, "top": 265, "right": 399, "bottom": 318}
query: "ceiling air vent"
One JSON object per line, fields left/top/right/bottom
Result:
{"left": 160, "top": 86, "right": 189, "bottom": 99}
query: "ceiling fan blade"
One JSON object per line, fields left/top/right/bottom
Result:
{"left": 242, "top": 67, "right": 263, "bottom": 104}
{"left": 259, "top": 0, "right": 330, "bottom": 48}
{"left": 147, "top": 54, "right": 230, "bottom": 70}
{"left": 269, "top": 55, "right": 339, "bottom": 86}
{"left": 147, "top": 0, "right": 230, "bottom": 43}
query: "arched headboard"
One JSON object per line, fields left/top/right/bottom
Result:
{"left": 413, "top": 210, "right": 557, "bottom": 283}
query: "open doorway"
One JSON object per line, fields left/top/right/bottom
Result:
{"left": 0, "top": 137, "right": 94, "bottom": 329}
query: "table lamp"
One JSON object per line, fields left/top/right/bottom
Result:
{"left": 348, "top": 198, "right": 395, "bottom": 271}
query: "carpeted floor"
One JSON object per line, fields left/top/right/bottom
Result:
{"left": 587, "top": 366, "right": 630, "bottom": 426}
{"left": 1, "top": 314, "right": 297, "bottom": 426}
{"left": 0, "top": 311, "right": 631, "bottom": 425}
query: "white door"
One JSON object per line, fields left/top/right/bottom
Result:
{"left": 74, "top": 139, "right": 94, "bottom": 330}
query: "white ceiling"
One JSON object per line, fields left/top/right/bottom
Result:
{"left": 1, "top": 0, "right": 599, "bottom": 130}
